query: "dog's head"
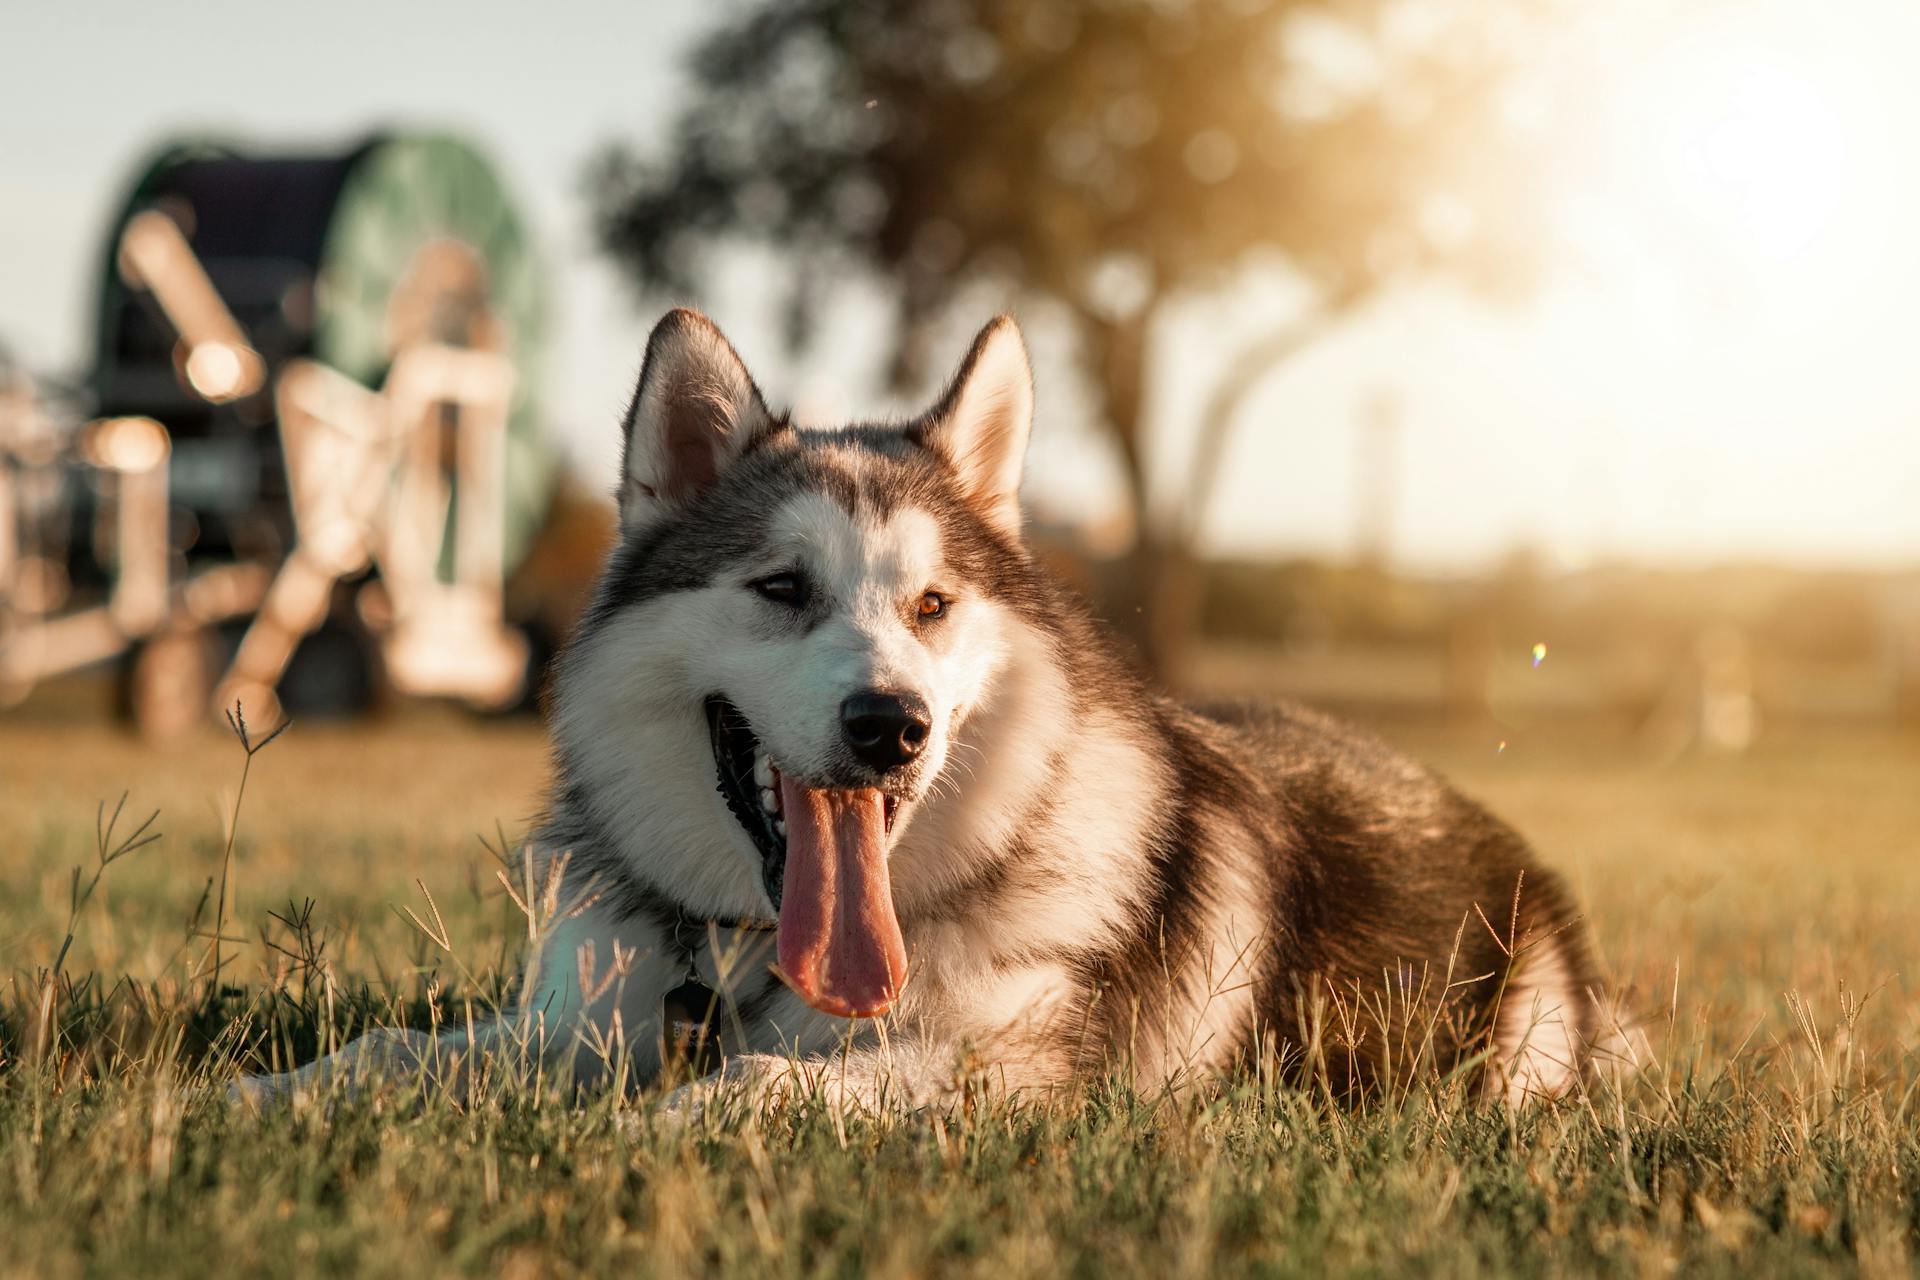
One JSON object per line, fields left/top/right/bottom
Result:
{"left": 554, "top": 308, "right": 1037, "bottom": 1019}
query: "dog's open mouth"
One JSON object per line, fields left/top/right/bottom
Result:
{"left": 705, "top": 696, "right": 907, "bottom": 1018}
{"left": 706, "top": 696, "right": 789, "bottom": 905}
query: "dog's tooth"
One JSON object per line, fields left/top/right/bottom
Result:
{"left": 754, "top": 755, "right": 773, "bottom": 789}
{"left": 760, "top": 786, "right": 779, "bottom": 814}
{"left": 773, "top": 816, "right": 786, "bottom": 838}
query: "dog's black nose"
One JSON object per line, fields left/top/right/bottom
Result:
{"left": 840, "top": 690, "right": 930, "bottom": 772}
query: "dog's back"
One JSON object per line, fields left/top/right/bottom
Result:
{"left": 1112, "top": 698, "right": 1600, "bottom": 1100}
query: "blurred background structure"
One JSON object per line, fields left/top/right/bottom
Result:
{"left": 1, "top": 134, "right": 594, "bottom": 733}
{"left": 4, "top": 0, "right": 1920, "bottom": 745}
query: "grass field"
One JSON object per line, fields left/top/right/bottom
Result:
{"left": 2, "top": 695, "right": 1918, "bottom": 1277}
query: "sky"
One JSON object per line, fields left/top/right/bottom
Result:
{"left": 4, "top": 0, "right": 1919, "bottom": 572}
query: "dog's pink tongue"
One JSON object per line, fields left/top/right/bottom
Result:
{"left": 776, "top": 780, "right": 909, "bottom": 1018}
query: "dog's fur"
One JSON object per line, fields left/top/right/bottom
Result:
{"left": 233, "top": 310, "right": 1607, "bottom": 1112}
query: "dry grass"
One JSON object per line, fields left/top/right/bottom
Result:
{"left": 2, "top": 697, "right": 1917, "bottom": 1277}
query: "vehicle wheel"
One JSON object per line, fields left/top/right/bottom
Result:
{"left": 468, "top": 620, "right": 552, "bottom": 718}
{"left": 277, "top": 619, "right": 380, "bottom": 718}
{"left": 127, "top": 626, "right": 219, "bottom": 740}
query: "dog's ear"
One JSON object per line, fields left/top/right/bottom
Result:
{"left": 617, "top": 308, "right": 772, "bottom": 529}
{"left": 912, "top": 316, "right": 1033, "bottom": 540}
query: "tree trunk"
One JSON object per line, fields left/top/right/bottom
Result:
{"left": 1179, "top": 292, "right": 1357, "bottom": 545}
{"left": 1080, "top": 297, "right": 1353, "bottom": 684}
{"left": 1140, "top": 296, "right": 1359, "bottom": 684}
{"left": 1095, "top": 307, "right": 1152, "bottom": 522}
{"left": 886, "top": 283, "right": 941, "bottom": 395}
{"left": 1084, "top": 306, "right": 1162, "bottom": 666}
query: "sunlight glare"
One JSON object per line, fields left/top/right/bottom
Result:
{"left": 1646, "top": 48, "right": 1847, "bottom": 262}
{"left": 1607, "top": 14, "right": 1882, "bottom": 275}
{"left": 1552, "top": 1, "right": 1916, "bottom": 352}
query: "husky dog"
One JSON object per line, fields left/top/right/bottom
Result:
{"left": 233, "top": 309, "right": 1607, "bottom": 1112}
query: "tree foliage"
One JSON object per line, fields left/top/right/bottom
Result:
{"left": 592, "top": 0, "right": 1552, "bottom": 656}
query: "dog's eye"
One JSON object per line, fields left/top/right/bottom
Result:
{"left": 753, "top": 572, "right": 808, "bottom": 608}
{"left": 918, "top": 591, "right": 946, "bottom": 620}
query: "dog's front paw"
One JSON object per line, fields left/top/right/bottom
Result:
{"left": 222, "top": 1028, "right": 441, "bottom": 1113}
{"left": 654, "top": 1080, "right": 703, "bottom": 1127}
{"left": 656, "top": 1053, "right": 793, "bottom": 1126}
{"left": 225, "top": 1070, "right": 294, "bottom": 1112}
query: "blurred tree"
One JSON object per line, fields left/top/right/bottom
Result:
{"left": 592, "top": 0, "right": 1551, "bottom": 668}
